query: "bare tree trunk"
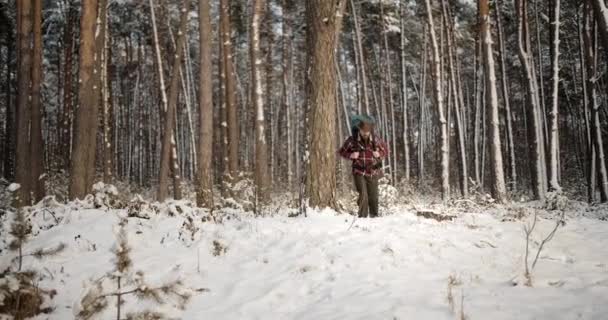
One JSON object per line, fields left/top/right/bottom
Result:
{"left": 221, "top": 0, "right": 239, "bottom": 182}
{"left": 69, "top": 0, "right": 100, "bottom": 199}
{"left": 102, "top": 21, "right": 113, "bottom": 183}
{"left": 30, "top": 0, "right": 45, "bottom": 202}
{"left": 252, "top": 0, "right": 270, "bottom": 206}
{"left": 60, "top": 3, "right": 76, "bottom": 171}
{"left": 158, "top": 0, "right": 189, "bottom": 201}
{"left": 583, "top": 5, "right": 608, "bottom": 202}
{"left": 473, "top": 37, "right": 483, "bottom": 186}
{"left": 305, "top": 0, "right": 344, "bottom": 209}
{"left": 548, "top": 0, "right": 562, "bottom": 192}
{"left": 516, "top": 0, "right": 546, "bottom": 200}
{"left": 480, "top": 0, "right": 507, "bottom": 202}
{"left": 400, "top": 1, "right": 410, "bottom": 182}
{"left": 495, "top": 2, "right": 517, "bottom": 191}
{"left": 15, "top": 0, "right": 33, "bottom": 207}
{"left": 2, "top": 30, "right": 15, "bottom": 180}
{"left": 196, "top": 0, "right": 214, "bottom": 209}
{"left": 282, "top": 0, "right": 294, "bottom": 189}
{"left": 442, "top": 0, "right": 468, "bottom": 197}
{"left": 350, "top": 0, "right": 370, "bottom": 115}
{"left": 424, "top": 0, "right": 450, "bottom": 201}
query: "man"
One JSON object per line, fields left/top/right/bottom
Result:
{"left": 338, "top": 117, "right": 389, "bottom": 218}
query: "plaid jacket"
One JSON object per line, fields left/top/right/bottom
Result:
{"left": 338, "top": 134, "right": 389, "bottom": 177}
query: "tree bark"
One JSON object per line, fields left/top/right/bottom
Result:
{"left": 305, "top": 0, "right": 344, "bottom": 209}
{"left": 424, "top": 0, "right": 450, "bottom": 201}
{"left": 158, "top": 0, "right": 189, "bottom": 201}
{"left": 495, "top": 2, "right": 517, "bottom": 191}
{"left": 252, "top": 0, "right": 270, "bottom": 205}
{"left": 29, "top": 0, "right": 45, "bottom": 202}
{"left": 15, "top": 0, "right": 33, "bottom": 207}
{"left": 220, "top": 0, "right": 239, "bottom": 182}
{"left": 548, "top": 0, "right": 562, "bottom": 192}
{"left": 69, "top": 0, "right": 99, "bottom": 200}
{"left": 515, "top": 0, "right": 546, "bottom": 200}
{"left": 196, "top": 0, "right": 214, "bottom": 209}
{"left": 400, "top": 1, "right": 410, "bottom": 182}
{"left": 480, "top": 0, "right": 507, "bottom": 202}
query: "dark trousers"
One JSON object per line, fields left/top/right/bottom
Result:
{"left": 354, "top": 174, "right": 379, "bottom": 218}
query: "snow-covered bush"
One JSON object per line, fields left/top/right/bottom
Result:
{"left": 92, "top": 182, "right": 123, "bottom": 209}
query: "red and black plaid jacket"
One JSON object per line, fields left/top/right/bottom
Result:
{"left": 338, "top": 134, "right": 389, "bottom": 177}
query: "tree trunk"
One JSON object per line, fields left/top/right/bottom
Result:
{"left": 158, "top": 0, "right": 189, "bottom": 201}
{"left": 15, "top": 0, "right": 33, "bottom": 207}
{"left": 548, "top": 0, "right": 562, "bottom": 192}
{"left": 441, "top": 0, "right": 468, "bottom": 198}
{"left": 424, "top": 0, "right": 450, "bottom": 201}
{"left": 305, "top": 0, "right": 344, "bottom": 209}
{"left": 252, "top": 0, "right": 270, "bottom": 206}
{"left": 69, "top": 0, "right": 99, "bottom": 200}
{"left": 495, "top": 2, "right": 517, "bottom": 191}
{"left": 515, "top": 0, "right": 546, "bottom": 200}
{"left": 196, "top": 0, "right": 214, "bottom": 209}
{"left": 480, "top": 0, "right": 507, "bottom": 202}
{"left": 221, "top": 0, "right": 239, "bottom": 182}
{"left": 583, "top": 5, "right": 608, "bottom": 202}
{"left": 400, "top": 1, "right": 410, "bottom": 182}
{"left": 350, "top": 0, "right": 370, "bottom": 115}
{"left": 29, "top": 0, "right": 45, "bottom": 202}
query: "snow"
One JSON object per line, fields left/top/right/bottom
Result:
{"left": 7, "top": 183, "right": 20, "bottom": 192}
{"left": 1, "top": 203, "right": 607, "bottom": 319}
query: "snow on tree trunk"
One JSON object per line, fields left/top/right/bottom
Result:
{"left": 158, "top": 0, "right": 189, "bottom": 201}
{"left": 221, "top": 0, "right": 239, "bottom": 182}
{"left": 515, "top": 0, "right": 546, "bottom": 201}
{"left": 495, "top": 2, "right": 517, "bottom": 191}
{"left": 548, "top": 0, "right": 562, "bottom": 193}
{"left": 400, "top": 1, "right": 410, "bottom": 182}
{"left": 480, "top": 0, "right": 507, "bottom": 203}
{"left": 424, "top": 0, "right": 450, "bottom": 201}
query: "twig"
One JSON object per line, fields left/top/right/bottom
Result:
{"left": 532, "top": 211, "right": 565, "bottom": 269}
{"left": 347, "top": 213, "right": 357, "bottom": 231}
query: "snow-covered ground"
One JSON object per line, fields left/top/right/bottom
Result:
{"left": 1, "top": 201, "right": 608, "bottom": 319}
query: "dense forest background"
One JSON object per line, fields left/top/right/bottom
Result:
{"left": 1, "top": 0, "right": 607, "bottom": 211}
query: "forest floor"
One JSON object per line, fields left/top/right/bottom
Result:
{"left": 1, "top": 186, "right": 607, "bottom": 319}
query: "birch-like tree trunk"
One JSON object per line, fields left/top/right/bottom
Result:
{"left": 350, "top": 0, "right": 370, "bottom": 115}
{"left": 548, "top": 0, "right": 562, "bottom": 192}
{"left": 583, "top": 5, "right": 608, "bottom": 202}
{"left": 196, "top": 0, "right": 214, "bottom": 208}
{"left": 515, "top": 0, "right": 546, "bottom": 200}
{"left": 424, "top": 0, "right": 450, "bottom": 201}
{"left": 400, "top": 1, "right": 410, "bottom": 182}
{"left": 495, "top": 2, "right": 517, "bottom": 191}
{"left": 480, "top": 0, "right": 507, "bottom": 202}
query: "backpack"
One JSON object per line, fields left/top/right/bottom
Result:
{"left": 349, "top": 114, "right": 376, "bottom": 139}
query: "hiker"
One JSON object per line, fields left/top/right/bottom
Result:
{"left": 338, "top": 116, "right": 389, "bottom": 218}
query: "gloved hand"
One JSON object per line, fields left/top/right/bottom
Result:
{"left": 350, "top": 152, "right": 360, "bottom": 159}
